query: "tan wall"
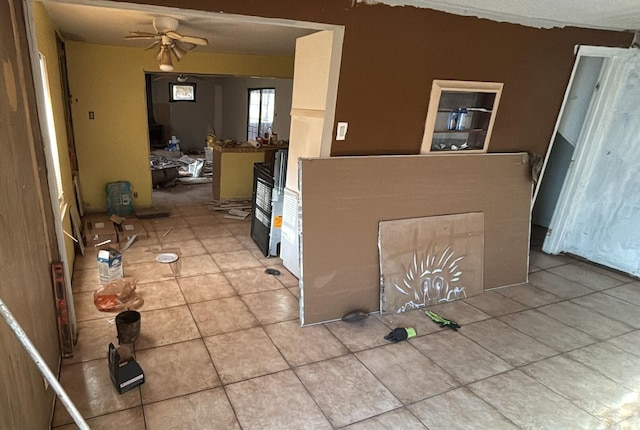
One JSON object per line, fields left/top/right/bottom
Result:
{"left": 122, "top": 0, "right": 632, "bottom": 157}
{"left": 1, "top": 1, "right": 61, "bottom": 428}
{"left": 65, "top": 41, "right": 294, "bottom": 211}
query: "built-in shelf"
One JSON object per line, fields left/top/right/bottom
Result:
{"left": 420, "top": 80, "right": 503, "bottom": 154}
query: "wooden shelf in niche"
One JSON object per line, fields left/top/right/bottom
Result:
{"left": 420, "top": 80, "right": 503, "bottom": 154}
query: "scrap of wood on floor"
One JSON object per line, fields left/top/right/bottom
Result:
{"left": 207, "top": 199, "right": 252, "bottom": 220}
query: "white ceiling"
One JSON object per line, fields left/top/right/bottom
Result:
{"left": 40, "top": 0, "right": 639, "bottom": 59}
{"left": 379, "top": 0, "right": 640, "bottom": 32}
{"left": 39, "top": 0, "right": 324, "bottom": 56}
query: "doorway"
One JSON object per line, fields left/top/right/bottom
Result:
{"left": 146, "top": 72, "right": 294, "bottom": 207}
{"left": 533, "top": 46, "right": 640, "bottom": 276}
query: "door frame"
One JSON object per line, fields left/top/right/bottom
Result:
{"left": 22, "top": 0, "right": 79, "bottom": 339}
{"left": 533, "top": 45, "right": 629, "bottom": 205}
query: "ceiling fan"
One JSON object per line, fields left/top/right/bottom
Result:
{"left": 125, "top": 17, "right": 208, "bottom": 72}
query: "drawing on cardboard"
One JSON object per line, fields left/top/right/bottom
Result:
{"left": 392, "top": 246, "right": 466, "bottom": 312}
{"left": 379, "top": 213, "right": 484, "bottom": 314}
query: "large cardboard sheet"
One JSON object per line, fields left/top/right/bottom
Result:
{"left": 379, "top": 213, "right": 484, "bottom": 313}
{"left": 299, "top": 153, "right": 531, "bottom": 325}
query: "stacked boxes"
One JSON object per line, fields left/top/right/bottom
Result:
{"left": 83, "top": 214, "right": 148, "bottom": 248}
{"left": 83, "top": 214, "right": 118, "bottom": 248}
{"left": 114, "top": 217, "right": 148, "bottom": 245}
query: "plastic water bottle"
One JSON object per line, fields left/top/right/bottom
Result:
{"left": 168, "top": 136, "right": 180, "bottom": 151}
{"left": 456, "top": 109, "right": 472, "bottom": 130}
{"left": 448, "top": 111, "right": 458, "bottom": 130}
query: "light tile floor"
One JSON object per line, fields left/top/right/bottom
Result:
{"left": 52, "top": 206, "right": 640, "bottom": 429}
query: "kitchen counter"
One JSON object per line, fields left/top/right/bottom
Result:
{"left": 211, "top": 142, "right": 289, "bottom": 153}
{"left": 211, "top": 142, "right": 289, "bottom": 200}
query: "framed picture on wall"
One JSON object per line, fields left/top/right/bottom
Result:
{"left": 169, "top": 83, "right": 196, "bottom": 102}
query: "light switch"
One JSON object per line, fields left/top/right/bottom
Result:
{"left": 336, "top": 122, "right": 348, "bottom": 141}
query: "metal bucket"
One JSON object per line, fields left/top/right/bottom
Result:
{"left": 115, "top": 310, "right": 141, "bottom": 344}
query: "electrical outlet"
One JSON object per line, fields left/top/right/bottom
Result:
{"left": 89, "top": 111, "right": 95, "bottom": 120}
{"left": 133, "top": 192, "right": 138, "bottom": 198}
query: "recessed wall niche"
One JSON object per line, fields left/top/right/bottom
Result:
{"left": 420, "top": 80, "right": 503, "bottom": 154}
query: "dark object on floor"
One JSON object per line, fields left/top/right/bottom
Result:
{"left": 135, "top": 206, "right": 170, "bottom": 219}
{"left": 341, "top": 310, "right": 369, "bottom": 322}
{"left": 108, "top": 343, "right": 144, "bottom": 394}
{"left": 115, "top": 310, "right": 141, "bottom": 344}
{"left": 384, "top": 327, "right": 417, "bottom": 342}
{"left": 151, "top": 166, "right": 179, "bottom": 188}
{"left": 425, "top": 310, "right": 460, "bottom": 331}
{"left": 265, "top": 268, "right": 281, "bottom": 276}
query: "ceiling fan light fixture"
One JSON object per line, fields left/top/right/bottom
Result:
{"left": 171, "top": 43, "right": 187, "bottom": 61}
{"left": 125, "top": 16, "right": 208, "bottom": 71}
{"left": 158, "top": 45, "right": 173, "bottom": 71}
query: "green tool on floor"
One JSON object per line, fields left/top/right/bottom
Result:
{"left": 425, "top": 310, "right": 460, "bottom": 331}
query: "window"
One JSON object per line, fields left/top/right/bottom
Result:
{"left": 247, "top": 88, "right": 275, "bottom": 140}
{"left": 169, "top": 83, "right": 196, "bottom": 102}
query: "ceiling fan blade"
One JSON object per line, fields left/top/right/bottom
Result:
{"left": 175, "top": 40, "right": 196, "bottom": 51}
{"left": 145, "top": 40, "right": 161, "bottom": 51}
{"left": 166, "top": 31, "right": 208, "bottom": 46}
{"left": 125, "top": 31, "right": 158, "bottom": 38}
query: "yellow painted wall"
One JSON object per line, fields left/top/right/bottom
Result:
{"left": 33, "top": 2, "right": 77, "bottom": 269}
{"left": 65, "top": 41, "right": 294, "bottom": 211}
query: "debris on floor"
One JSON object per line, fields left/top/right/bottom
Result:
{"left": 134, "top": 206, "right": 170, "bottom": 219}
{"left": 384, "top": 327, "right": 417, "bottom": 342}
{"left": 108, "top": 342, "right": 144, "bottom": 394}
{"left": 341, "top": 310, "right": 369, "bottom": 322}
{"left": 208, "top": 199, "right": 252, "bottom": 219}
{"left": 148, "top": 247, "right": 182, "bottom": 277}
{"left": 208, "top": 199, "right": 252, "bottom": 211}
{"left": 94, "top": 277, "right": 143, "bottom": 312}
{"left": 265, "top": 268, "right": 281, "bottom": 276}
{"left": 178, "top": 177, "right": 212, "bottom": 184}
{"left": 425, "top": 310, "right": 460, "bottom": 331}
{"left": 150, "top": 150, "right": 213, "bottom": 188}
{"left": 224, "top": 209, "right": 251, "bottom": 220}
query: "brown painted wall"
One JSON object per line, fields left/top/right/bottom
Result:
{"left": 1, "top": 1, "right": 60, "bottom": 428}
{"left": 125, "top": 0, "right": 631, "bottom": 156}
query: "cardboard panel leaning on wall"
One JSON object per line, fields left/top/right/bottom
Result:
{"left": 1, "top": 0, "right": 61, "bottom": 427}
{"left": 299, "top": 153, "right": 532, "bottom": 325}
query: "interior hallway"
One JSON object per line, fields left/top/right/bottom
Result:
{"left": 52, "top": 195, "right": 640, "bottom": 429}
